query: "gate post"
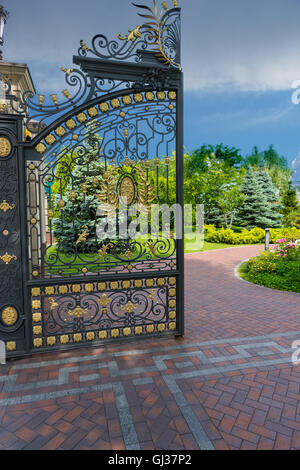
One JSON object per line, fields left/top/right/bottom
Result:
{"left": 0, "top": 114, "right": 30, "bottom": 357}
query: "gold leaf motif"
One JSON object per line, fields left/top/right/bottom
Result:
{"left": 122, "top": 95, "right": 132, "bottom": 105}
{"left": 146, "top": 325, "right": 154, "bottom": 334}
{"left": 55, "top": 126, "right": 66, "bottom": 137}
{"left": 133, "top": 93, "right": 143, "bottom": 103}
{"left": 111, "top": 98, "right": 120, "bottom": 108}
{"left": 88, "top": 107, "right": 98, "bottom": 117}
{"left": 66, "top": 119, "right": 76, "bottom": 130}
{"left": 60, "top": 335, "right": 69, "bottom": 344}
{"left": 110, "top": 281, "right": 119, "bottom": 290}
{"left": 34, "top": 338, "right": 43, "bottom": 348}
{"left": 157, "top": 278, "right": 165, "bottom": 286}
{"left": 45, "top": 286, "right": 55, "bottom": 295}
{"left": 60, "top": 67, "right": 73, "bottom": 76}
{"left": 31, "top": 288, "right": 41, "bottom": 297}
{"left": 135, "top": 326, "right": 143, "bottom": 335}
{"left": 86, "top": 332, "right": 95, "bottom": 341}
{"left": 77, "top": 112, "right": 87, "bottom": 123}
{"left": 122, "top": 280, "right": 131, "bottom": 289}
{"left": 32, "top": 300, "right": 41, "bottom": 310}
{"left": 118, "top": 25, "right": 142, "bottom": 42}
{"left": 35, "top": 143, "right": 46, "bottom": 154}
{"left": 145, "top": 91, "right": 154, "bottom": 101}
{"left": 80, "top": 40, "right": 91, "bottom": 52}
{"left": 168, "top": 277, "right": 176, "bottom": 286}
{"left": 169, "top": 322, "right": 176, "bottom": 331}
{"left": 169, "top": 299, "right": 176, "bottom": 308}
{"left": 169, "top": 310, "right": 176, "bottom": 320}
{"left": 85, "top": 283, "right": 94, "bottom": 292}
{"left": 59, "top": 285, "right": 68, "bottom": 294}
{"left": 62, "top": 89, "right": 71, "bottom": 100}
{"left": 98, "top": 243, "right": 114, "bottom": 258}
{"left": 95, "top": 166, "right": 118, "bottom": 211}
{"left": 121, "top": 301, "right": 136, "bottom": 313}
{"left": 33, "top": 326, "right": 42, "bottom": 335}
{"left": 45, "top": 134, "right": 56, "bottom": 145}
{"left": 74, "top": 333, "right": 82, "bottom": 343}
{"left": 99, "top": 102, "right": 109, "bottom": 112}
{"left": 1, "top": 307, "right": 18, "bottom": 326}
{"left": 136, "top": 163, "right": 157, "bottom": 208}
{"left": 47, "top": 337, "right": 56, "bottom": 346}
{"left": 134, "top": 280, "right": 143, "bottom": 288}
{"left": 6, "top": 341, "right": 16, "bottom": 351}
{"left": 123, "top": 327, "right": 131, "bottom": 337}
{"left": 111, "top": 329, "right": 119, "bottom": 338}
{"left": 32, "top": 313, "right": 42, "bottom": 322}
{"left": 99, "top": 330, "right": 107, "bottom": 339}
{"left": 76, "top": 225, "right": 89, "bottom": 245}
{"left": 146, "top": 278, "right": 154, "bottom": 287}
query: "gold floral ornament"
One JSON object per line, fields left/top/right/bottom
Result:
{"left": 99, "top": 102, "right": 109, "bottom": 112}
{"left": 6, "top": 341, "right": 16, "bottom": 351}
{"left": 118, "top": 25, "right": 142, "bottom": 42}
{"left": 133, "top": 93, "right": 143, "bottom": 103}
{"left": 73, "top": 333, "right": 82, "bottom": 343}
{"left": 32, "top": 313, "right": 42, "bottom": 323}
{"left": 134, "top": 279, "right": 143, "bottom": 288}
{"left": 66, "top": 119, "right": 76, "bottom": 130}
{"left": 98, "top": 243, "right": 114, "bottom": 259}
{"left": 98, "top": 294, "right": 111, "bottom": 307}
{"left": 45, "top": 134, "right": 56, "bottom": 145}
{"left": 68, "top": 306, "right": 89, "bottom": 318}
{"left": 72, "top": 284, "right": 81, "bottom": 293}
{"left": 110, "top": 281, "right": 119, "bottom": 290}
{"left": 169, "top": 310, "right": 176, "bottom": 319}
{"left": 158, "top": 323, "right": 166, "bottom": 332}
{"left": 121, "top": 301, "right": 136, "bottom": 313}
{"left": 0, "top": 200, "right": 15, "bottom": 213}
{"left": 157, "top": 91, "right": 165, "bottom": 100}
{"left": 34, "top": 338, "right": 43, "bottom": 348}
{"left": 146, "top": 325, "right": 154, "bottom": 334}
{"left": 35, "top": 143, "right": 46, "bottom": 154}
{"left": 135, "top": 326, "right": 143, "bottom": 335}
{"left": 79, "top": 40, "right": 91, "bottom": 52}
{"left": 119, "top": 176, "right": 135, "bottom": 205}
{"left": 98, "top": 282, "right": 106, "bottom": 291}
{"left": 123, "top": 327, "right": 131, "bottom": 337}
{"left": 45, "top": 286, "right": 55, "bottom": 295}
{"left": 0, "top": 253, "right": 17, "bottom": 265}
{"left": 47, "top": 337, "right": 56, "bottom": 346}
{"left": 49, "top": 298, "right": 58, "bottom": 311}
{"left": 88, "top": 107, "right": 98, "bottom": 117}
{"left": 122, "top": 95, "right": 132, "bottom": 105}
{"left": 136, "top": 163, "right": 157, "bottom": 209}
{"left": 99, "top": 330, "right": 107, "bottom": 339}
{"left": 33, "top": 326, "right": 42, "bottom": 335}
{"left": 55, "top": 126, "right": 66, "bottom": 137}
{"left": 86, "top": 332, "right": 95, "bottom": 341}
{"left": 111, "top": 329, "right": 119, "bottom": 338}
{"left": 77, "top": 112, "right": 87, "bottom": 123}
{"left": 60, "top": 335, "right": 69, "bottom": 344}
{"left": 111, "top": 99, "right": 120, "bottom": 108}
{"left": 168, "top": 91, "right": 176, "bottom": 100}
{"left": 31, "top": 287, "right": 41, "bottom": 297}
{"left": 146, "top": 91, "right": 154, "bottom": 101}
{"left": 1, "top": 306, "right": 18, "bottom": 326}
{"left": 169, "top": 322, "right": 176, "bottom": 331}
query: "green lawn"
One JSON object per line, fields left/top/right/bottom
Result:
{"left": 238, "top": 258, "right": 300, "bottom": 293}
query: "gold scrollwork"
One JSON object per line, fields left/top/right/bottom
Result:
{"left": 68, "top": 306, "right": 89, "bottom": 318}
{"left": 118, "top": 25, "right": 142, "bottom": 43}
{"left": 0, "top": 200, "right": 15, "bottom": 213}
{"left": 0, "top": 253, "right": 17, "bottom": 265}
{"left": 76, "top": 225, "right": 89, "bottom": 245}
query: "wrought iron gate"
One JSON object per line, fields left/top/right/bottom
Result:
{"left": 0, "top": 1, "right": 184, "bottom": 357}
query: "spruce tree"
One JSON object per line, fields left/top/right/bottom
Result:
{"left": 237, "top": 168, "right": 275, "bottom": 228}
{"left": 256, "top": 169, "right": 283, "bottom": 227}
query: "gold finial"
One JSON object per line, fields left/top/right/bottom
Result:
{"left": 82, "top": 183, "right": 87, "bottom": 194}
{"left": 62, "top": 89, "right": 71, "bottom": 100}
{"left": 162, "top": 2, "right": 169, "bottom": 11}
{"left": 155, "top": 157, "right": 160, "bottom": 166}
{"left": 70, "top": 190, "right": 76, "bottom": 202}
{"left": 173, "top": 0, "right": 178, "bottom": 6}
{"left": 60, "top": 67, "right": 73, "bottom": 76}
{"left": 92, "top": 177, "right": 98, "bottom": 188}
{"left": 59, "top": 200, "right": 65, "bottom": 210}
{"left": 48, "top": 210, "right": 53, "bottom": 221}
{"left": 51, "top": 94, "right": 58, "bottom": 106}
{"left": 165, "top": 156, "right": 170, "bottom": 166}
{"left": 39, "top": 95, "right": 45, "bottom": 106}
{"left": 124, "top": 129, "right": 129, "bottom": 139}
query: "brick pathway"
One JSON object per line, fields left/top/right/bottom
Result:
{"left": 1, "top": 245, "right": 300, "bottom": 450}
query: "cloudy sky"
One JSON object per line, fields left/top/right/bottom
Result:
{"left": 4, "top": 0, "right": 300, "bottom": 180}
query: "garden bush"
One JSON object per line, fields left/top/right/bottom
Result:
{"left": 204, "top": 224, "right": 300, "bottom": 245}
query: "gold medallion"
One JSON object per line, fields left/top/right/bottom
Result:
{"left": 1, "top": 306, "right": 18, "bottom": 326}
{"left": 0, "top": 137, "right": 11, "bottom": 157}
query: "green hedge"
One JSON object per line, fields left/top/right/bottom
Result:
{"left": 204, "top": 225, "right": 300, "bottom": 245}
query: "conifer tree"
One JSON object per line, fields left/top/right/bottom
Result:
{"left": 256, "top": 169, "right": 283, "bottom": 227}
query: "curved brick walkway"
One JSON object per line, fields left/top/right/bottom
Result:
{"left": 0, "top": 246, "right": 300, "bottom": 450}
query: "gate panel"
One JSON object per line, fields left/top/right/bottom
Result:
{"left": 1, "top": 1, "right": 184, "bottom": 356}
